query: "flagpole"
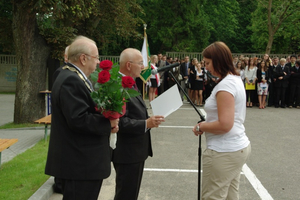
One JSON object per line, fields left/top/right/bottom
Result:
{"left": 140, "top": 24, "right": 151, "bottom": 101}
{"left": 143, "top": 24, "right": 147, "bottom": 100}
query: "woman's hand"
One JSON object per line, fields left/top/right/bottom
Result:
{"left": 192, "top": 123, "right": 204, "bottom": 136}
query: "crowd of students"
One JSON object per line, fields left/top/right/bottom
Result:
{"left": 148, "top": 53, "right": 300, "bottom": 109}
{"left": 234, "top": 54, "right": 300, "bottom": 109}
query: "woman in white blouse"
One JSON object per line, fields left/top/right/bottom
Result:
{"left": 192, "top": 42, "right": 251, "bottom": 200}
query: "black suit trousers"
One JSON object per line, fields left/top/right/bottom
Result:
{"left": 275, "top": 86, "right": 287, "bottom": 106}
{"left": 289, "top": 84, "right": 300, "bottom": 106}
{"left": 113, "top": 161, "right": 145, "bottom": 200}
{"left": 268, "top": 82, "right": 275, "bottom": 106}
{"left": 61, "top": 179, "right": 103, "bottom": 200}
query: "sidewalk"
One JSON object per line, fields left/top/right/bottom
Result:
{"left": 0, "top": 94, "right": 53, "bottom": 200}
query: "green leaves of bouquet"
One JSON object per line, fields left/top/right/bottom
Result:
{"left": 90, "top": 60, "right": 140, "bottom": 114}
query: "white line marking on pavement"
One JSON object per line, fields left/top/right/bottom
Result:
{"left": 144, "top": 168, "right": 245, "bottom": 175}
{"left": 242, "top": 164, "right": 274, "bottom": 200}
{"left": 145, "top": 168, "right": 198, "bottom": 173}
{"left": 160, "top": 126, "right": 194, "bottom": 128}
{"left": 156, "top": 111, "right": 273, "bottom": 200}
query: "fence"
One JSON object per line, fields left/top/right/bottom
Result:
{"left": 0, "top": 55, "right": 17, "bottom": 65}
{"left": 0, "top": 53, "right": 293, "bottom": 92}
{"left": 0, "top": 55, "right": 17, "bottom": 92}
{"left": 166, "top": 52, "right": 290, "bottom": 61}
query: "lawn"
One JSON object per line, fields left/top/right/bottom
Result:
{"left": 0, "top": 138, "right": 50, "bottom": 200}
{"left": 0, "top": 122, "right": 43, "bottom": 129}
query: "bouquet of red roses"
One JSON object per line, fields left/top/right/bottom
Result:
{"left": 90, "top": 60, "right": 140, "bottom": 119}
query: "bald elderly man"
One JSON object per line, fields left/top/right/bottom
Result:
{"left": 112, "top": 48, "right": 165, "bottom": 200}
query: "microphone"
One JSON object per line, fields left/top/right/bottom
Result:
{"left": 151, "top": 62, "right": 180, "bottom": 75}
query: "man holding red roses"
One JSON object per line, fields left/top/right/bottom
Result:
{"left": 112, "top": 48, "right": 165, "bottom": 200}
{"left": 45, "top": 36, "right": 119, "bottom": 200}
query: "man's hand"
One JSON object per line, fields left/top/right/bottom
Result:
{"left": 146, "top": 115, "right": 165, "bottom": 128}
{"left": 111, "top": 125, "right": 119, "bottom": 133}
{"left": 110, "top": 118, "right": 119, "bottom": 133}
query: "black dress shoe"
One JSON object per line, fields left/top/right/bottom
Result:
{"left": 281, "top": 105, "right": 286, "bottom": 108}
{"left": 275, "top": 105, "right": 279, "bottom": 108}
{"left": 53, "top": 183, "right": 63, "bottom": 194}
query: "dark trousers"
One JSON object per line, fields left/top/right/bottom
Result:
{"left": 61, "top": 179, "right": 103, "bottom": 200}
{"left": 268, "top": 82, "right": 275, "bottom": 106}
{"left": 246, "top": 89, "right": 255, "bottom": 103}
{"left": 275, "top": 86, "right": 287, "bottom": 106}
{"left": 113, "top": 161, "right": 145, "bottom": 200}
{"left": 289, "top": 84, "right": 300, "bottom": 106}
{"left": 53, "top": 177, "right": 63, "bottom": 193}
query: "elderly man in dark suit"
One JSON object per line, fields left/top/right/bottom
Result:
{"left": 274, "top": 58, "right": 291, "bottom": 108}
{"left": 45, "top": 36, "right": 119, "bottom": 200}
{"left": 112, "top": 48, "right": 165, "bottom": 200}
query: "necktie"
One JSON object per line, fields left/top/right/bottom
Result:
{"left": 133, "top": 83, "right": 138, "bottom": 92}
{"left": 185, "top": 63, "right": 188, "bottom": 75}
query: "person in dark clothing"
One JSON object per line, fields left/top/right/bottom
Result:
{"left": 288, "top": 60, "right": 300, "bottom": 108}
{"left": 273, "top": 58, "right": 290, "bottom": 108}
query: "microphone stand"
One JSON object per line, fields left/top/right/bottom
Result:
{"left": 167, "top": 70, "right": 205, "bottom": 200}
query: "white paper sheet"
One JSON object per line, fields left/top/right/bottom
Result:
{"left": 150, "top": 85, "right": 183, "bottom": 117}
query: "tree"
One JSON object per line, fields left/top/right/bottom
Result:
{"left": 234, "top": 0, "right": 257, "bottom": 53}
{"left": 141, "top": 0, "right": 211, "bottom": 53}
{"left": 0, "top": 1, "right": 13, "bottom": 53}
{"left": 5, "top": 0, "right": 145, "bottom": 123}
{"left": 201, "top": 0, "right": 240, "bottom": 50}
{"left": 250, "top": 0, "right": 300, "bottom": 54}
{"left": 12, "top": 0, "right": 51, "bottom": 123}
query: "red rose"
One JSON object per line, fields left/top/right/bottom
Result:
{"left": 99, "top": 60, "right": 113, "bottom": 71}
{"left": 97, "top": 70, "right": 111, "bottom": 84}
{"left": 122, "top": 76, "right": 135, "bottom": 88}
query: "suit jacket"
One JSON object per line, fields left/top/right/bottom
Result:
{"left": 256, "top": 69, "right": 269, "bottom": 84}
{"left": 166, "top": 66, "right": 180, "bottom": 87}
{"left": 189, "top": 65, "right": 197, "bottom": 83}
{"left": 268, "top": 65, "right": 276, "bottom": 83}
{"left": 180, "top": 62, "right": 190, "bottom": 78}
{"left": 285, "top": 62, "right": 295, "bottom": 71}
{"left": 290, "top": 66, "right": 300, "bottom": 86}
{"left": 45, "top": 63, "right": 112, "bottom": 180}
{"left": 273, "top": 64, "right": 290, "bottom": 88}
{"left": 112, "top": 94, "right": 152, "bottom": 164}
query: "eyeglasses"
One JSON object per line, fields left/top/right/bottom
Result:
{"left": 129, "top": 61, "right": 144, "bottom": 66}
{"left": 84, "top": 54, "right": 100, "bottom": 60}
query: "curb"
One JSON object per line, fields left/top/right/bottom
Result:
{"left": 28, "top": 177, "right": 54, "bottom": 200}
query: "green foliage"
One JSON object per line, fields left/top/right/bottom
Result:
{"left": 250, "top": 0, "right": 300, "bottom": 53}
{"left": 91, "top": 62, "right": 140, "bottom": 113}
{"left": 250, "top": 3, "right": 269, "bottom": 53}
{"left": 233, "top": 0, "right": 257, "bottom": 53}
{"left": 0, "top": 0, "right": 13, "bottom": 53}
{"left": 141, "top": 0, "right": 210, "bottom": 54}
{"left": 202, "top": 0, "right": 240, "bottom": 50}
{"left": 0, "top": 138, "right": 50, "bottom": 200}
{"left": 0, "top": 0, "right": 299, "bottom": 56}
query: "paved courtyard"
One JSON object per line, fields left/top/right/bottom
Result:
{"left": 1, "top": 94, "right": 299, "bottom": 200}
{"left": 50, "top": 100, "right": 300, "bottom": 200}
